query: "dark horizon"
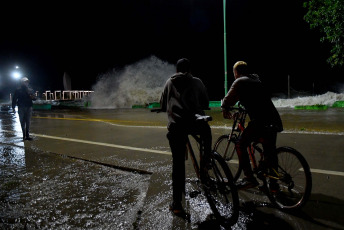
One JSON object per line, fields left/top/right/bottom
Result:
{"left": 0, "top": 0, "right": 343, "bottom": 101}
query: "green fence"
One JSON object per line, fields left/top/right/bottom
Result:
{"left": 293, "top": 101, "right": 344, "bottom": 110}
{"left": 209, "top": 101, "right": 221, "bottom": 108}
{"left": 294, "top": 105, "right": 328, "bottom": 110}
{"left": 33, "top": 104, "right": 52, "bottom": 110}
{"left": 332, "top": 101, "right": 344, "bottom": 108}
{"left": 132, "top": 101, "right": 223, "bottom": 109}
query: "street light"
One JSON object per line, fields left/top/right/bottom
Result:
{"left": 12, "top": 65, "right": 21, "bottom": 80}
{"left": 12, "top": 71, "right": 21, "bottom": 80}
{"left": 223, "top": 0, "right": 228, "bottom": 96}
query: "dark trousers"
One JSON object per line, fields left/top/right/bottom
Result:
{"left": 18, "top": 106, "right": 32, "bottom": 138}
{"left": 236, "top": 121, "right": 278, "bottom": 177}
{"left": 167, "top": 122, "right": 212, "bottom": 203}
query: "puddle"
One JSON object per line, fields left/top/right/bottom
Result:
{"left": 0, "top": 144, "right": 150, "bottom": 229}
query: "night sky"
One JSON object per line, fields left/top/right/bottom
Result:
{"left": 0, "top": 0, "right": 343, "bottom": 101}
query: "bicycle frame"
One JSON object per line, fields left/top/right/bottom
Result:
{"left": 152, "top": 109, "right": 240, "bottom": 222}
{"left": 218, "top": 106, "right": 312, "bottom": 210}
{"left": 226, "top": 107, "right": 281, "bottom": 180}
{"left": 186, "top": 134, "right": 204, "bottom": 180}
{"left": 225, "top": 107, "right": 269, "bottom": 177}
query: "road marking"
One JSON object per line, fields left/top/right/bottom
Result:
{"left": 33, "top": 116, "right": 344, "bottom": 135}
{"left": 301, "top": 168, "right": 344, "bottom": 177}
{"left": 228, "top": 160, "right": 344, "bottom": 177}
{"left": 3, "top": 129, "right": 344, "bottom": 177}
{"left": 32, "top": 116, "right": 156, "bottom": 125}
{"left": 2, "top": 130, "right": 171, "bottom": 155}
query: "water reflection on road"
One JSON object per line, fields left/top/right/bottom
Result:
{"left": 2, "top": 108, "right": 344, "bottom": 229}
{"left": 0, "top": 143, "right": 150, "bottom": 229}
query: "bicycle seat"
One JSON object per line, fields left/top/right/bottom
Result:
{"left": 195, "top": 114, "right": 213, "bottom": 122}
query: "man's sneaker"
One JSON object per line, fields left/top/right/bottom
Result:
{"left": 25, "top": 136, "right": 33, "bottom": 141}
{"left": 169, "top": 202, "right": 190, "bottom": 220}
{"left": 236, "top": 177, "right": 259, "bottom": 190}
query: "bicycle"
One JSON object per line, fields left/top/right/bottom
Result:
{"left": 152, "top": 109, "right": 239, "bottom": 227}
{"left": 213, "top": 105, "right": 312, "bottom": 210}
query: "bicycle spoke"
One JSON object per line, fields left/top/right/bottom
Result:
{"left": 267, "top": 147, "right": 312, "bottom": 210}
{"left": 204, "top": 153, "right": 239, "bottom": 226}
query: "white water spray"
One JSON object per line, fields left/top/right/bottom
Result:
{"left": 89, "top": 56, "right": 174, "bottom": 109}
{"left": 272, "top": 92, "right": 344, "bottom": 108}
{"left": 89, "top": 56, "right": 344, "bottom": 109}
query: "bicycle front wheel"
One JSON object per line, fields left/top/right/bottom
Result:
{"left": 267, "top": 147, "right": 312, "bottom": 210}
{"left": 204, "top": 151, "right": 239, "bottom": 227}
{"left": 213, "top": 135, "right": 241, "bottom": 181}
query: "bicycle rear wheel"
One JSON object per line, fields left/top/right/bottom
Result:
{"left": 204, "top": 151, "right": 239, "bottom": 227}
{"left": 266, "top": 147, "right": 312, "bottom": 210}
{"left": 213, "top": 135, "right": 241, "bottom": 181}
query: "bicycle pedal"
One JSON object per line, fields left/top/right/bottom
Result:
{"left": 189, "top": 190, "right": 201, "bottom": 198}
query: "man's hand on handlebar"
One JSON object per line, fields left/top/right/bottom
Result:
{"left": 222, "top": 109, "right": 232, "bottom": 119}
{"left": 222, "top": 108, "right": 240, "bottom": 120}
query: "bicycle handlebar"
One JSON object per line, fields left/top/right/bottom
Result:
{"left": 195, "top": 114, "right": 212, "bottom": 122}
{"left": 151, "top": 108, "right": 212, "bottom": 122}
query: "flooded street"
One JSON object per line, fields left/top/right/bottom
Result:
{"left": 0, "top": 143, "right": 150, "bottom": 229}
{"left": 1, "top": 107, "right": 344, "bottom": 229}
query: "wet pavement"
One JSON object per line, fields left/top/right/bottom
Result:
{"left": 1, "top": 108, "right": 344, "bottom": 229}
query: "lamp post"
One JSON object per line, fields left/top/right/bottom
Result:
{"left": 12, "top": 66, "right": 21, "bottom": 80}
{"left": 223, "top": 0, "right": 228, "bottom": 96}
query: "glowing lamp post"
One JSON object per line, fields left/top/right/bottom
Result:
{"left": 223, "top": 0, "right": 228, "bottom": 95}
{"left": 12, "top": 66, "right": 21, "bottom": 80}
{"left": 12, "top": 71, "right": 21, "bottom": 80}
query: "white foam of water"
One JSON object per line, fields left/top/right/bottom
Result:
{"left": 272, "top": 92, "right": 344, "bottom": 108}
{"left": 89, "top": 56, "right": 174, "bottom": 109}
{"left": 89, "top": 55, "right": 344, "bottom": 109}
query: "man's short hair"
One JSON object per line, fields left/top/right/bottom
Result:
{"left": 233, "top": 61, "right": 249, "bottom": 75}
{"left": 176, "top": 58, "right": 191, "bottom": 73}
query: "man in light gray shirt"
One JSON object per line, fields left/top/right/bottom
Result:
{"left": 222, "top": 61, "right": 283, "bottom": 191}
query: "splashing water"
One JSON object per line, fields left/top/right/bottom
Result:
{"left": 89, "top": 56, "right": 174, "bottom": 109}
{"left": 89, "top": 55, "right": 343, "bottom": 109}
{"left": 272, "top": 92, "right": 344, "bottom": 108}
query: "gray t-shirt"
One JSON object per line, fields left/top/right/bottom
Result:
{"left": 222, "top": 74, "right": 283, "bottom": 132}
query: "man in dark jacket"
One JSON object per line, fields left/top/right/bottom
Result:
{"left": 222, "top": 61, "right": 283, "bottom": 190}
{"left": 160, "top": 58, "right": 211, "bottom": 217}
{"left": 12, "top": 77, "right": 36, "bottom": 141}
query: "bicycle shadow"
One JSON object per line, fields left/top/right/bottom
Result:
{"left": 193, "top": 204, "right": 294, "bottom": 230}
{"left": 236, "top": 189, "right": 344, "bottom": 230}
{"left": 288, "top": 193, "right": 344, "bottom": 230}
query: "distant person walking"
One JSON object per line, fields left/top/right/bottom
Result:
{"left": 12, "top": 77, "right": 37, "bottom": 141}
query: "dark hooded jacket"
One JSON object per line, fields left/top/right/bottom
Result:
{"left": 160, "top": 73, "right": 209, "bottom": 128}
{"left": 12, "top": 84, "right": 36, "bottom": 108}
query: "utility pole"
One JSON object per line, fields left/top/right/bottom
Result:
{"left": 288, "top": 75, "right": 290, "bottom": 98}
{"left": 223, "top": 0, "right": 228, "bottom": 96}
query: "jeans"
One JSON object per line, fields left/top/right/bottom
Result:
{"left": 18, "top": 106, "right": 32, "bottom": 138}
{"left": 236, "top": 121, "right": 278, "bottom": 178}
{"left": 167, "top": 121, "right": 212, "bottom": 203}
